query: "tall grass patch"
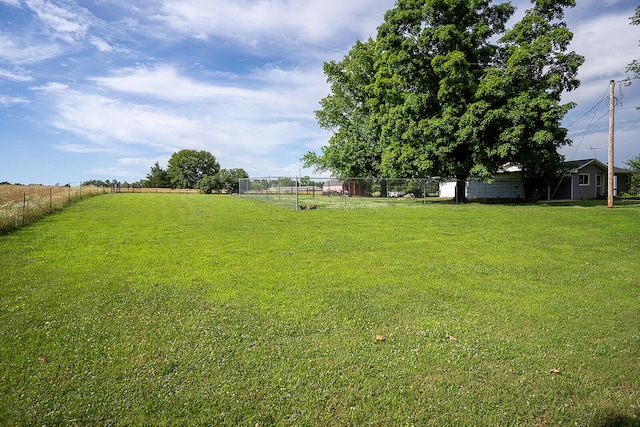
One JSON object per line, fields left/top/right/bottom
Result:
{"left": 0, "top": 195, "right": 638, "bottom": 425}
{"left": 0, "top": 185, "right": 108, "bottom": 234}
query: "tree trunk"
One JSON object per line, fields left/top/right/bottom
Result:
{"left": 524, "top": 184, "right": 543, "bottom": 203}
{"left": 380, "top": 179, "right": 388, "bottom": 198}
{"left": 454, "top": 178, "right": 468, "bottom": 203}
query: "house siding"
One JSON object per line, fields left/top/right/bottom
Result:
{"left": 552, "top": 176, "right": 572, "bottom": 200}
{"left": 466, "top": 177, "right": 523, "bottom": 200}
{"left": 572, "top": 164, "right": 602, "bottom": 199}
{"left": 439, "top": 176, "right": 523, "bottom": 200}
{"left": 616, "top": 173, "right": 632, "bottom": 194}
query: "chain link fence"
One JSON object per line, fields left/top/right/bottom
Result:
{"left": 239, "top": 177, "right": 441, "bottom": 209}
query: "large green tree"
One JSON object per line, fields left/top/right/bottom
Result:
{"left": 167, "top": 150, "right": 220, "bottom": 189}
{"left": 308, "top": 0, "right": 582, "bottom": 202}
{"left": 462, "top": 0, "right": 583, "bottom": 201}
{"left": 302, "top": 38, "right": 381, "bottom": 177}
{"left": 372, "top": 0, "right": 515, "bottom": 199}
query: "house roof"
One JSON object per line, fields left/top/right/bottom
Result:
{"left": 614, "top": 166, "right": 635, "bottom": 174}
{"left": 324, "top": 178, "right": 342, "bottom": 185}
{"left": 497, "top": 163, "right": 522, "bottom": 173}
{"left": 564, "top": 158, "right": 635, "bottom": 175}
{"left": 565, "top": 158, "right": 606, "bottom": 171}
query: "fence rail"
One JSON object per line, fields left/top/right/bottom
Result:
{"left": 114, "top": 187, "right": 199, "bottom": 194}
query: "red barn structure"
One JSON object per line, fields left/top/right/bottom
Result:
{"left": 344, "top": 179, "right": 367, "bottom": 197}
{"left": 322, "top": 179, "right": 367, "bottom": 196}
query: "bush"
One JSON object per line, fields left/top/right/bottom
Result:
{"left": 195, "top": 175, "right": 222, "bottom": 194}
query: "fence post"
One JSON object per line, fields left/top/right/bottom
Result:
{"left": 343, "top": 181, "right": 347, "bottom": 208}
{"left": 278, "top": 177, "right": 281, "bottom": 205}
{"left": 423, "top": 179, "right": 426, "bottom": 204}
{"left": 23, "top": 193, "right": 26, "bottom": 225}
{"left": 295, "top": 176, "right": 299, "bottom": 211}
{"left": 387, "top": 179, "right": 390, "bottom": 206}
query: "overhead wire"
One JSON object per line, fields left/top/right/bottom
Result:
{"left": 566, "top": 85, "right": 609, "bottom": 161}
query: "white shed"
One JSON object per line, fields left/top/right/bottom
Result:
{"left": 439, "top": 165, "right": 524, "bottom": 200}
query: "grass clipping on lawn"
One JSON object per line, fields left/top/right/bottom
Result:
{"left": 0, "top": 194, "right": 639, "bottom": 426}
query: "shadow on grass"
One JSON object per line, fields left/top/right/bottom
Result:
{"left": 594, "top": 411, "right": 640, "bottom": 427}
{"left": 417, "top": 197, "right": 640, "bottom": 208}
{"left": 538, "top": 199, "right": 640, "bottom": 208}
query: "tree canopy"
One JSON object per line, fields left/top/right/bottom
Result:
{"left": 304, "top": 0, "right": 584, "bottom": 202}
{"left": 196, "top": 168, "right": 249, "bottom": 194}
{"left": 145, "top": 161, "right": 171, "bottom": 188}
{"left": 624, "top": 154, "right": 640, "bottom": 195}
{"left": 139, "top": 150, "right": 247, "bottom": 193}
{"left": 167, "top": 149, "right": 220, "bottom": 189}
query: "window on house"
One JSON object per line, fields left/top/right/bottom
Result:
{"left": 596, "top": 174, "right": 602, "bottom": 187}
{"left": 626, "top": 175, "right": 630, "bottom": 185}
{"left": 579, "top": 174, "right": 589, "bottom": 186}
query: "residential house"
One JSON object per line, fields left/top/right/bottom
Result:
{"left": 552, "top": 159, "right": 634, "bottom": 200}
{"left": 438, "top": 159, "right": 635, "bottom": 201}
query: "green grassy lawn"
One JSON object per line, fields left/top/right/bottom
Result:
{"left": 1, "top": 194, "right": 639, "bottom": 426}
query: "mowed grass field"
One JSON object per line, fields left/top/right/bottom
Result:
{"left": 0, "top": 194, "right": 639, "bottom": 426}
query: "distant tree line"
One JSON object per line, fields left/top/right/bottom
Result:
{"left": 81, "top": 149, "right": 248, "bottom": 194}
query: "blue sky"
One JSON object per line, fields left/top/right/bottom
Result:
{"left": 0, "top": 0, "right": 638, "bottom": 185}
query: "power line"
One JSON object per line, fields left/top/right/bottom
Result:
{"left": 565, "top": 86, "right": 608, "bottom": 129}
{"left": 565, "top": 80, "right": 637, "bottom": 161}
{"left": 568, "top": 93, "right": 609, "bottom": 160}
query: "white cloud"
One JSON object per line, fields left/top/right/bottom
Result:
{"left": 0, "top": 34, "right": 62, "bottom": 64}
{"left": 31, "top": 82, "right": 70, "bottom": 92}
{"left": 53, "top": 141, "right": 107, "bottom": 153}
{"left": 0, "top": 94, "right": 29, "bottom": 105}
{"left": 85, "top": 165, "right": 142, "bottom": 179}
{"left": 91, "top": 65, "right": 264, "bottom": 103}
{"left": 55, "top": 92, "right": 203, "bottom": 149}
{"left": 35, "top": 60, "right": 331, "bottom": 176}
{"left": 90, "top": 64, "right": 327, "bottom": 120}
{"left": 569, "top": 12, "right": 638, "bottom": 83}
{"left": 89, "top": 36, "right": 113, "bottom": 52}
{"left": 0, "top": 0, "right": 20, "bottom": 6}
{"left": 154, "top": 0, "right": 392, "bottom": 48}
{"left": 0, "top": 68, "right": 33, "bottom": 82}
{"left": 118, "top": 157, "right": 163, "bottom": 167}
{"left": 25, "top": 0, "right": 93, "bottom": 43}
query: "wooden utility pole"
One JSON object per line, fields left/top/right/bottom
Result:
{"left": 608, "top": 79, "right": 615, "bottom": 209}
